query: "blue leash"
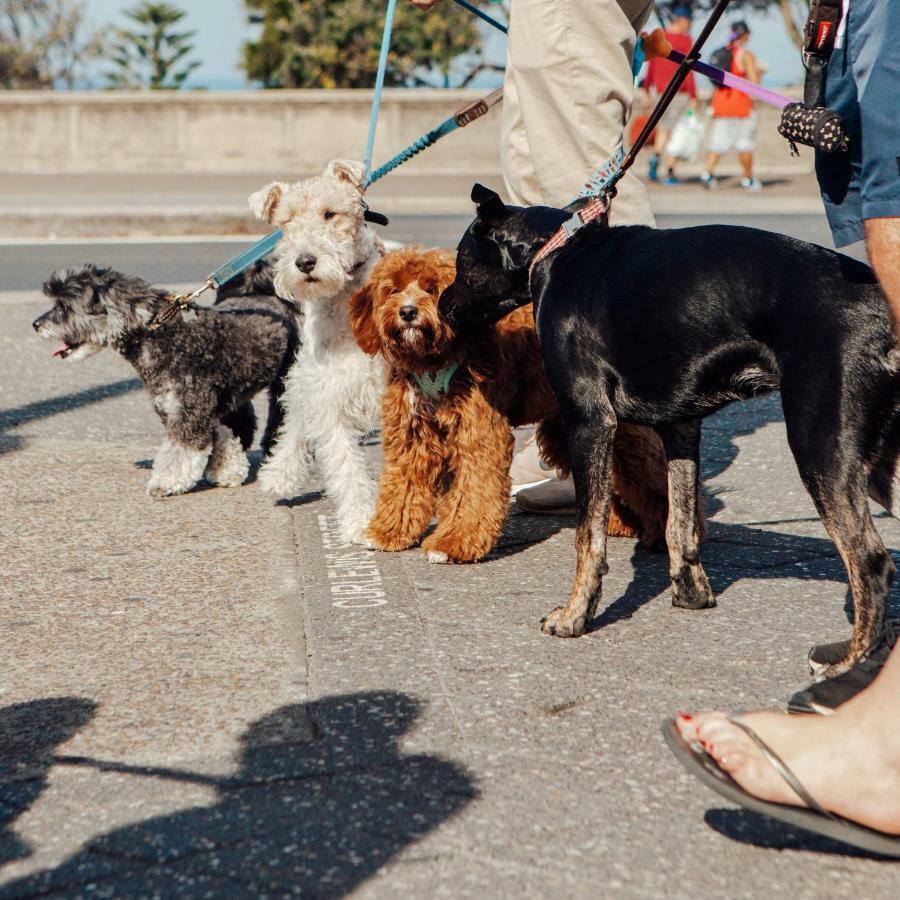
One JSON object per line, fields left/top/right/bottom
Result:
{"left": 207, "top": 0, "right": 506, "bottom": 291}
{"left": 364, "top": 0, "right": 398, "bottom": 179}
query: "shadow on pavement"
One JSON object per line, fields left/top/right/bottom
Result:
{"left": 0, "top": 692, "right": 476, "bottom": 898}
{"left": 704, "top": 808, "right": 898, "bottom": 861}
{"left": 0, "top": 698, "right": 98, "bottom": 867}
{"left": 591, "top": 520, "right": 900, "bottom": 631}
{"left": 0, "top": 379, "right": 142, "bottom": 456}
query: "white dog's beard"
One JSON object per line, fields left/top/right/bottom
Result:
{"left": 273, "top": 256, "right": 353, "bottom": 304}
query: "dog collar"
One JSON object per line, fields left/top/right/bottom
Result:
{"left": 528, "top": 194, "right": 611, "bottom": 288}
{"left": 412, "top": 363, "right": 461, "bottom": 399}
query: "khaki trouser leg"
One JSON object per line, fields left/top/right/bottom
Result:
{"left": 501, "top": 0, "right": 655, "bottom": 226}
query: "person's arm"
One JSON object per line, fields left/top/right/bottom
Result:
{"left": 740, "top": 49, "right": 761, "bottom": 84}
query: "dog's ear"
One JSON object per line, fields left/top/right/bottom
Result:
{"left": 349, "top": 281, "right": 382, "bottom": 356}
{"left": 326, "top": 159, "right": 367, "bottom": 192}
{"left": 471, "top": 183, "right": 509, "bottom": 221}
{"left": 248, "top": 182, "right": 288, "bottom": 223}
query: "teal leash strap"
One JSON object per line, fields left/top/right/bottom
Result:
{"left": 209, "top": 229, "right": 283, "bottom": 288}
{"left": 364, "top": 0, "right": 398, "bottom": 180}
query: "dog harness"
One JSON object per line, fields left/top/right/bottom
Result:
{"left": 412, "top": 363, "right": 461, "bottom": 400}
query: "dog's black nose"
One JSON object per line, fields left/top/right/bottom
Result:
{"left": 296, "top": 254, "right": 317, "bottom": 274}
{"left": 32, "top": 318, "right": 41, "bottom": 332}
{"left": 399, "top": 305, "right": 418, "bottom": 323}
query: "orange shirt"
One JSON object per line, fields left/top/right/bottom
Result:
{"left": 711, "top": 47, "right": 753, "bottom": 118}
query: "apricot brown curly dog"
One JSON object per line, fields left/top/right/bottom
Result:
{"left": 350, "top": 247, "right": 670, "bottom": 563}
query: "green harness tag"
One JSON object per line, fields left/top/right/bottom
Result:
{"left": 412, "top": 363, "right": 461, "bottom": 400}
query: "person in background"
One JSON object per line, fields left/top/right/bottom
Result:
{"left": 410, "top": 0, "right": 657, "bottom": 515}
{"left": 701, "top": 21, "right": 763, "bottom": 191}
{"left": 643, "top": 6, "right": 697, "bottom": 185}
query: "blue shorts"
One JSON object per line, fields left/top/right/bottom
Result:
{"left": 815, "top": 0, "right": 900, "bottom": 247}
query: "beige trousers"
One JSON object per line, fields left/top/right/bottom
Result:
{"left": 502, "top": 0, "right": 656, "bottom": 226}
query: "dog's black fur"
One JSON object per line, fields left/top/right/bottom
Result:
{"left": 34, "top": 262, "right": 300, "bottom": 496}
{"left": 440, "top": 185, "right": 900, "bottom": 673}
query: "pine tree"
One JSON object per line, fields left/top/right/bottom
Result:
{"left": 106, "top": 2, "right": 201, "bottom": 90}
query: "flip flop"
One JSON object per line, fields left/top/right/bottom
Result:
{"left": 662, "top": 716, "right": 900, "bottom": 858}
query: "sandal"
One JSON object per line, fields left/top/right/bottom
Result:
{"left": 662, "top": 716, "right": 900, "bottom": 858}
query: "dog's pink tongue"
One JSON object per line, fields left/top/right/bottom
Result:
{"left": 53, "top": 343, "right": 70, "bottom": 357}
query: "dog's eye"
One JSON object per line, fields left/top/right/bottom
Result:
{"left": 323, "top": 210, "right": 337, "bottom": 221}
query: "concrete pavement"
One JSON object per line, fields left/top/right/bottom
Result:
{"left": 2, "top": 225, "right": 900, "bottom": 896}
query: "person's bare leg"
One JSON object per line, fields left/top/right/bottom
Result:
{"left": 865, "top": 217, "right": 900, "bottom": 342}
{"left": 705, "top": 152, "right": 720, "bottom": 175}
{"left": 654, "top": 128, "right": 670, "bottom": 156}
{"left": 739, "top": 151, "right": 753, "bottom": 180}
{"left": 676, "top": 645, "right": 900, "bottom": 833}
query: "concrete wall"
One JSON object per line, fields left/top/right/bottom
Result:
{"left": 0, "top": 90, "right": 502, "bottom": 177}
{"left": 0, "top": 88, "right": 809, "bottom": 177}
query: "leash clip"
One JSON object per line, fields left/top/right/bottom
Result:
{"left": 149, "top": 279, "right": 215, "bottom": 330}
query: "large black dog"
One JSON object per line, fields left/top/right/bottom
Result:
{"left": 440, "top": 184, "right": 900, "bottom": 676}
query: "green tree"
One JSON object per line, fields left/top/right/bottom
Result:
{"left": 0, "top": 0, "right": 103, "bottom": 89}
{"left": 243, "top": 0, "right": 494, "bottom": 89}
{"left": 106, "top": 2, "right": 201, "bottom": 90}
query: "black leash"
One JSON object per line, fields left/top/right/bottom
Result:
{"left": 606, "top": 0, "right": 733, "bottom": 196}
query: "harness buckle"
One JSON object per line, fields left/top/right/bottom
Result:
{"left": 562, "top": 211, "right": 586, "bottom": 238}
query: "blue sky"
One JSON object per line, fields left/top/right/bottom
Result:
{"left": 83, "top": 1, "right": 805, "bottom": 90}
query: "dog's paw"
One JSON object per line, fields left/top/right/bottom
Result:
{"left": 365, "top": 527, "right": 415, "bottom": 552}
{"left": 207, "top": 453, "right": 250, "bottom": 489}
{"left": 258, "top": 459, "right": 306, "bottom": 498}
{"left": 421, "top": 534, "right": 487, "bottom": 564}
{"left": 540, "top": 606, "right": 586, "bottom": 638}
{"left": 670, "top": 565, "right": 716, "bottom": 610}
{"left": 147, "top": 479, "right": 189, "bottom": 499}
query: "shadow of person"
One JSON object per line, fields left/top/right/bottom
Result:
{"left": 703, "top": 808, "right": 897, "bottom": 861}
{"left": 0, "top": 698, "right": 98, "bottom": 867}
{"left": 2, "top": 692, "right": 476, "bottom": 897}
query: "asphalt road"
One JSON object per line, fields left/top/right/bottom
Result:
{"left": 3, "top": 213, "right": 897, "bottom": 897}
{"left": 0, "top": 213, "right": 867, "bottom": 294}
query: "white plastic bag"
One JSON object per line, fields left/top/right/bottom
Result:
{"left": 665, "top": 109, "right": 705, "bottom": 161}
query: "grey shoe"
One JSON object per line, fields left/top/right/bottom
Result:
{"left": 514, "top": 477, "right": 576, "bottom": 516}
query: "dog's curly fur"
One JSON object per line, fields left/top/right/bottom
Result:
{"left": 350, "top": 247, "right": 670, "bottom": 563}
{"left": 33, "top": 262, "right": 299, "bottom": 497}
{"left": 250, "top": 160, "right": 387, "bottom": 544}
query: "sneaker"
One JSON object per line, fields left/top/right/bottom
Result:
{"left": 662, "top": 175, "right": 681, "bottom": 186}
{"left": 509, "top": 436, "right": 561, "bottom": 494}
{"left": 515, "top": 477, "right": 576, "bottom": 516}
{"left": 740, "top": 177, "right": 763, "bottom": 191}
{"left": 788, "top": 618, "right": 900, "bottom": 715}
{"left": 648, "top": 155, "right": 659, "bottom": 182}
{"left": 700, "top": 171, "right": 716, "bottom": 190}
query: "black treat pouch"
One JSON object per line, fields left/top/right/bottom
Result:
{"left": 778, "top": 102, "right": 848, "bottom": 155}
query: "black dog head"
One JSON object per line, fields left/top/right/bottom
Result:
{"left": 439, "top": 184, "right": 569, "bottom": 332}
{"left": 33, "top": 264, "right": 165, "bottom": 360}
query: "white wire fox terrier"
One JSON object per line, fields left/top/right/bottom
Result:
{"left": 250, "top": 159, "right": 387, "bottom": 543}
{"left": 33, "top": 263, "right": 299, "bottom": 498}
